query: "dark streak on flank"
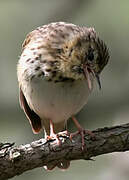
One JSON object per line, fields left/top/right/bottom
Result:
{"left": 45, "top": 69, "right": 51, "bottom": 72}
{"left": 42, "top": 71, "right": 45, "bottom": 76}
{"left": 35, "top": 66, "right": 40, "bottom": 71}
{"left": 54, "top": 77, "right": 75, "bottom": 83}
{"left": 35, "top": 57, "right": 39, "bottom": 60}
{"left": 38, "top": 71, "right": 45, "bottom": 77}
{"left": 26, "top": 58, "right": 31, "bottom": 62}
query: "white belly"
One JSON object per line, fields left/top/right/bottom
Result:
{"left": 24, "top": 77, "right": 92, "bottom": 124}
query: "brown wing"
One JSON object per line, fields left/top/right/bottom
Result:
{"left": 19, "top": 88, "right": 42, "bottom": 134}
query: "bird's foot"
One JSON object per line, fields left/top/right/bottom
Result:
{"left": 45, "top": 130, "right": 70, "bottom": 171}
{"left": 44, "top": 120, "right": 70, "bottom": 170}
{"left": 58, "top": 130, "right": 70, "bottom": 138}
{"left": 46, "top": 119, "right": 65, "bottom": 146}
{"left": 46, "top": 130, "right": 69, "bottom": 145}
{"left": 71, "top": 116, "right": 95, "bottom": 150}
{"left": 46, "top": 133, "right": 62, "bottom": 146}
{"left": 70, "top": 128, "right": 95, "bottom": 150}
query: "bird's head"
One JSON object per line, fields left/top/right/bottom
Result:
{"left": 57, "top": 27, "right": 109, "bottom": 89}
{"left": 21, "top": 22, "right": 109, "bottom": 90}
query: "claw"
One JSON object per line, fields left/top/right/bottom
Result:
{"left": 71, "top": 116, "right": 95, "bottom": 150}
{"left": 46, "top": 134, "right": 62, "bottom": 146}
{"left": 46, "top": 120, "right": 62, "bottom": 146}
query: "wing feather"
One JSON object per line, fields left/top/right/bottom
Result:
{"left": 19, "top": 88, "right": 42, "bottom": 134}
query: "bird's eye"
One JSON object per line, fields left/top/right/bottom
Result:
{"left": 87, "top": 48, "right": 94, "bottom": 61}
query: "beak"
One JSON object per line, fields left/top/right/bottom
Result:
{"left": 83, "top": 65, "right": 92, "bottom": 90}
{"left": 83, "top": 65, "right": 101, "bottom": 90}
{"left": 95, "top": 73, "right": 101, "bottom": 90}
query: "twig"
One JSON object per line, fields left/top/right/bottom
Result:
{"left": 1, "top": 123, "right": 129, "bottom": 180}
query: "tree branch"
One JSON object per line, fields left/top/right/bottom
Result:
{"left": 1, "top": 123, "right": 129, "bottom": 180}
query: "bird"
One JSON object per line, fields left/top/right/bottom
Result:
{"left": 17, "top": 22, "right": 109, "bottom": 170}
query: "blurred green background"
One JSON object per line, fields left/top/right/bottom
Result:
{"left": 0, "top": 0, "right": 129, "bottom": 179}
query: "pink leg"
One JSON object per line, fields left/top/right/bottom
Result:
{"left": 70, "top": 116, "right": 95, "bottom": 150}
{"left": 45, "top": 120, "right": 70, "bottom": 170}
{"left": 46, "top": 120, "right": 62, "bottom": 146}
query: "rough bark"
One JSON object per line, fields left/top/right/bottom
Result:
{"left": 1, "top": 123, "right": 129, "bottom": 180}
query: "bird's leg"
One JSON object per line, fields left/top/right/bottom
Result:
{"left": 70, "top": 116, "right": 95, "bottom": 150}
{"left": 46, "top": 120, "right": 62, "bottom": 146}
{"left": 45, "top": 120, "right": 70, "bottom": 171}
